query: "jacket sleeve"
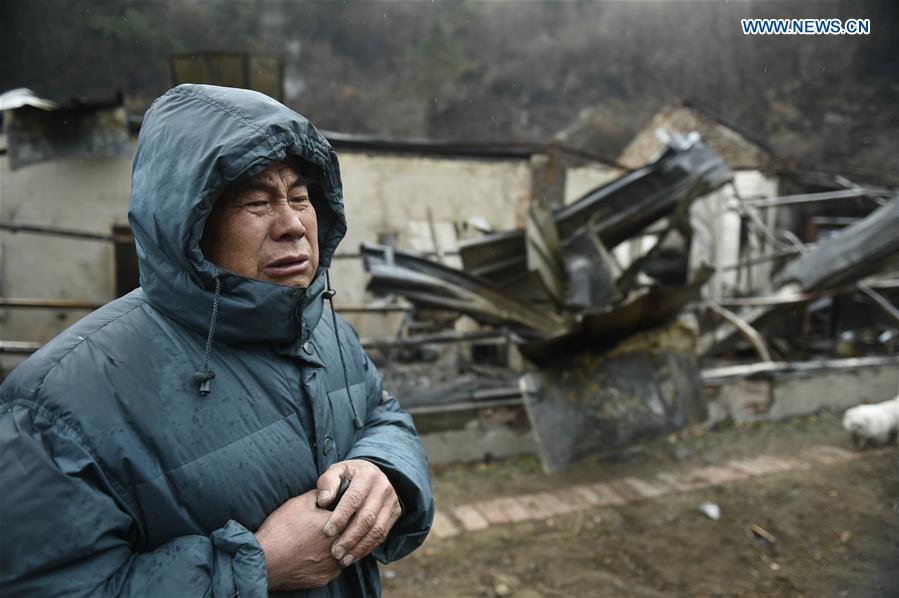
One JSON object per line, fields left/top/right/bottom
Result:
{"left": 342, "top": 341, "right": 435, "bottom": 564}
{"left": 0, "top": 401, "right": 268, "bottom": 597}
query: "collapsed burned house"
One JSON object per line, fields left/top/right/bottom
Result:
{"left": 362, "top": 134, "right": 734, "bottom": 469}
{"left": 361, "top": 127, "right": 899, "bottom": 471}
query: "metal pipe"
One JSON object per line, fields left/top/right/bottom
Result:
{"left": 702, "top": 279, "right": 899, "bottom": 308}
{"left": 701, "top": 355, "right": 899, "bottom": 384}
{"left": 856, "top": 283, "right": 899, "bottom": 325}
{"left": 0, "top": 222, "right": 129, "bottom": 243}
{"left": 405, "top": 396, "right": 523, "bottom": 415}
{"left": 718, "top": 246, "right": 811, "bottom": 271}
{"left": 706, "top": 301, "right": 773, "bottom": 362}
{"left": 361, "top": 329, "right": 511, "bottom": 349}
{"left": 0, "top": 341, "right": 42, "bottom": 354}
{"left": 710, "top": 293, "right": 816, "bottom": 308}
{"left": 0, "top": 298, "right": 104, "bottom": 310}
{"left": 743, "top": 189, "right": 885, "bottom": 209}
{"left": 330, "top": 305, "right": 414, "bottom": 314}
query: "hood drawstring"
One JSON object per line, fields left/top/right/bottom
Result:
{"left": 193, "top": 275, "right": 221, "bottom": 396}
{"left": 324, "top": 271, "right": 364, "bottom": 430}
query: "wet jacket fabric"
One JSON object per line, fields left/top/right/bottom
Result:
{"left": 0, "top": 84, "right": 434, "bottom": 597}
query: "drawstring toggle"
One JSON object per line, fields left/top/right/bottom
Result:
{"left": 193, "top": 370, "right": 216, "bottom": 396}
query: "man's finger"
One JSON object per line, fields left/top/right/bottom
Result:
{"left": 322, "top": 478, "right": 371, "bottom": 537}
{"left": 336, "top": 500, "right": 402, "bottom": 566}
{"left": 330, "top": 484, "right": 398, "bottom": 561}
{"left": 329, "top": 499, "right": 381, "bottom": 563}
{"left": 315, "top": 464, "right": 348, "bottom": 508}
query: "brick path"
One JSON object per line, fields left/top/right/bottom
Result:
{"left": 430, "top": 445, "right": 891, "bottom": 539}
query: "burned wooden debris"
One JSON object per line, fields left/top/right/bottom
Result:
{"left": 521, "top": 323, "right": 706, "bottom": 472}
{"left": 699, "top": 197, "right": 899, "bottom": 357}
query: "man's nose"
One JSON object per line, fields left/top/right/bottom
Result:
{"left": 269, "top": 201, "right": 306, "bottom": 240}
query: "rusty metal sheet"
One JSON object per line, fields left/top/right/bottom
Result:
{"left": 562, "top": 230, "right": 619, "bottom": 312}
{"left": 775, "top": 197, "right": 899, "bottom": 291}
{"left": 457, "top": 232, "right": 552, "bottom": 306}
{"left": 555, "top": 140, "right": 732, "bottom": 247}
{"left": 525, "top": 199, "right": 565, "bottom": 305}
{"left": 519, "top": 266, "right": 712, "bottom": 364}
{"left": 520, "top": 323, "right": 707, "bottom": 472}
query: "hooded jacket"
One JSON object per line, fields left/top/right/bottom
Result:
{"left": 0, "top": 84, "right": 434, "bottom": 597}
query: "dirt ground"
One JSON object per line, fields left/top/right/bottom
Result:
{"left": 382, "top": 412, "right": 899, "bottom": 597}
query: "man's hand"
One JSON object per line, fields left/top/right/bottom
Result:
{"left": 316, "top": 459, "right": 402, "bottom": 567}
{"left": 255, "top": 489, "right": 342, "bottom": 591}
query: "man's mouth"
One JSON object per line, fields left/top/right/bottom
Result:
{"left": 264, "top": 255, "right": 310, "bottom": 278}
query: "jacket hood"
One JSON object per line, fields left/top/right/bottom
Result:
{"left": 128, "top": 84, "right": 347, "bottom": 345}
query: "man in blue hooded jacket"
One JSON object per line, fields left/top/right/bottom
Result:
{"left": 0, "top": 84, "right": 434, "bottom": 596}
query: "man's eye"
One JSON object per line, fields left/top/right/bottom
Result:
{"left": 288, "top": 197, "right": 311, "bottom": 209}
{"left": 242, "top": 201, "right": 270, "bottom": 211}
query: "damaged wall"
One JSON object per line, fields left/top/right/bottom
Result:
{"left": 690, "top": 170, "right": 781, "bottom": 299}
{"left": 564, "top": 164, "right": 624, "bottom": 206}
{"left": 0, "top": 136, "right": 136, "bottom": 374}
{"left": 617, "top": 101, "right": 777, "bottom": 171}
{"left": 704, "top": 357, "right": 899, "bottom": 424}
{"left": 329, "top": 153, "right": 533, "bottom": 336}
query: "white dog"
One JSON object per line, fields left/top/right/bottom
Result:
{"left": 842, "top": 396, "right": 899, "bottom": 448}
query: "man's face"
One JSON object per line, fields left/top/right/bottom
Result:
{"left": 201, "top": 158, "right": 319, "bottom": 287}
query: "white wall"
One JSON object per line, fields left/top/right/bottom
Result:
{"left": 0, "top": 139, "right": 136, "bottom": 373}
{"left": 564, "top": 164, "right": 622, "bottom": 205}
{"left": 689, "top": 170, "right": 780, "bottom": 299}
{"left": 331, "top": 153, "right": 533, "bottom": 334}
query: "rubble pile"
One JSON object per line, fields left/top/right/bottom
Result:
{"left": 361, "top": 132, "right": 899, "bottom": 470}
